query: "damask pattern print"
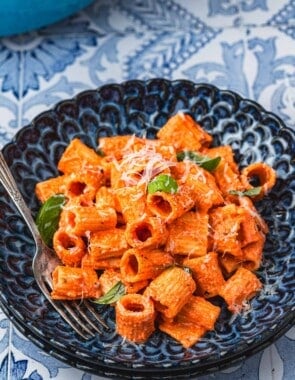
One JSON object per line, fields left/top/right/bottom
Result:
{"left": 120, "top": 0, "right": 220, "bottom": 78}
{"left": 0, "top": 1, "right": 294, "bottom": 380}
{"left": 183, "top": 34, "right": 295, "bottom": 126}
{"left": 0, "top": 18, "right": 99, "bottom": 145}
{"left": 0, "top": 353, "right": 42, "bottom": 380}
{"left": 183, "top": 40, "right": 249, "bottom": 97}
{"left": 0, "top": 20, "right": 98, "bottom": 99}
{"left": 267, "top": 0, "right": 295, "bottom": 39}
{"left": 208, "top": 0, "right": 268, "bottom": 16}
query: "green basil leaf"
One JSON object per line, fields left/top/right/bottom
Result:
{"left": 92, "top": 281, "right": 126, "bottom": 305}
{"left": 96, "top": 148, "right": 105, "bottom": 157}
{"left": 177, "top": 151, "right": 221, "bottom": 171}
{"left": 36, "top": 195, "right": 66, "bottom": 247}
{"left": 147, "top": 174, "right": 178, "bottom": 194}
{"left": 229, "top": 187, "right": 262, "bottom": 197}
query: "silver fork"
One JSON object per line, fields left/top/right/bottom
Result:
{"left": 0, "top": 151, "right": 108, "bottom": 339}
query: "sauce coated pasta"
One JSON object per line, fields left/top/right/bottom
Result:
{"left": 35, "top": 112, "right": 276, "bottom": 347}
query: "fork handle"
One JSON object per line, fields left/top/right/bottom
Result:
{"left": 0, "top": 151, "right": 41, "bottom": 242}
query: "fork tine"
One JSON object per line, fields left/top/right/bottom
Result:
{"left": 41, "top": 275, "right": 100, "bottom": 339}
{"left": 83, "top": 300, "right": 109, "bottom": 329}
{"left": 41, "top": 274, "right": 109, "bottom": 338}
{"left": 38, "top": 278, "right": 93, "bottom": 339}
{"left": 62, "top": 302, "right": 97, "bottom": 336}
{"left": 44, "top": 276, "right": 110, "bottom": 337}
{"left": 71, "top": 301, "right": 103, "bottom": 333}
{"left": 53, "top": 302, "right": 93, "bottom": 339}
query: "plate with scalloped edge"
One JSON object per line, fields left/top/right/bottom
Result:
{"left": 0, "top": 79, "right": 294, "bottom": 379}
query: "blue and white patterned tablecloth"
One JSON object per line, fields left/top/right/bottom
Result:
{"left": 0, "top": 1, "right": 294, "bottom": 379}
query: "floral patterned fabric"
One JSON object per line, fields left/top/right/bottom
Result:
{"left": 0, "top": 1, "right": 294, "bottom": 379}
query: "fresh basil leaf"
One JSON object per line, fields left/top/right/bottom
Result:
{"left": 36, "top": 195, "right": 66, "bottom": 247}
{"left": 199, "top": 156, "right": 221, "bottom": 171}
{"left": 229, "top": 187, "right": 262, "bottom": 197}
{"left": 147, "top": 174, "right": 178, "bottom": 194}
{"left": 92, "top": 281, "right": 125, "bottom": 305}
{"left": 96, "top": 148, "right": 105, "bottom": 157}
{"left": 177, "top": 151, "right": 221, "bottom": 171}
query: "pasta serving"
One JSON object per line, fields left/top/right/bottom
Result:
{"left": 35, "top": 112, "right": 276, "bottom": 348}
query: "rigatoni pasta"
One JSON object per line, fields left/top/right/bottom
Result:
{"left": 218, "top": 267, "right": 262, "bottom": 313}
{"left": 35, "top": 112, "right": 276, "bottom": 348}
{"left": 115, "top": 293, "right": 155, "bottom": 343}
{"left": 89, "top": 227, "right": 129, "bottom": 260}
{"left": 59, "top": 202, "right": 117, "bottom": 236}
{"left": 120, "top": 248, "right": 174, "bottom": 283}
{"left": 51, "top": 266, "right": 101, "bottom": 300}
{"left": 183, "top": 251, "right": 226, "bottom": 298}
{"left": 165, "top": 211, "right": 209, "bottom": 257}
{"left": 125, "top": 216, "right": 168, "bottom": 249}
{"left": 144, "top": 266, "right": 196, "bottom": 319}
{"left": 53, "top": 229, "right": 86, "bottom": 266}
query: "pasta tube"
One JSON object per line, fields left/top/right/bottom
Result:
{"left": 183, "top": 252, "right": 225, "bottom": 298}
{"left": 238, "top": 196, "right": 269, "bottom": 234}
{"left": 51, "top": 266, "right": 101, "bottom": 300}
{"left": 35, "top": 175, "right": 67, "bottom": 203}
{"left": 241, "top": 162, "right": 276, "bottom": 199}
{"left": 36, "top": 167, "right": 104, "bottom": 204}
{"left": 64, "top": 168, "right": 104, "bottom": 201}
{"left": 115, "top": 294, "right": 155, "bottom": 343}
{"left": 165, "top": 211, "right": 209, "bottom": 257}
{"left": 157, "top": 113, "right": 212, "bottom": 151}
{"left": 125, "top": 216, "right": 168, "bottom": 249}
{"left": 53, "top": 228, "right": 86, "bottom": 266}
{"left": 241, "top": 236, "right": 265, "bottom": 271}
{"left": 58, "top": 138, "right": 103, "bottom": 174}
{"left": 209, "top": 204, "right": 246, "bottom": 258}
{"left": 120, "top": 248, "right": 174, "bottom": 283}
{"left": 98, "top": 135, "right": 145, "bottom": 160}
{"left": 159, "top": 296, "right": 220, "bottom": 348}
{"left": 95, "top": 186, "right": 116, "bottom": 209}
{"left": 204, "top": 145, "right": 243, "bottom": 196}
{"left": 219, "top": 267, "right": 262, "bottom": 313}
{"left": 205, "top": 145, "right": 239, "bottom": 173}
{"left": 213, "top": 158, "right": 244, "bottom": 195}
{"left": 81, "top": 255, "right": 121, "bottom": 270}
{"left": 89, "top": 228, "right": 129, "bottom": 260}
{"left": 239, "top": 209, "right": 266, "bottom": 270}
{"left": 172, "top": 161, "right": 224, "bottom": 212}
{"left": 159, "top": 319, "right": 206, "bottom": 349}
{"left": 147, "top": 184, "right": 195, "bottom": 223}
{"left": 220, "top": 249, "right": 263, "bottom": 275}
{"left": 114, "top": 184, "right": 148, "bottom": 223}
{"left": 144, "top": 266, "right": 196, "bottom": 319}
{"left": 175, "top": 296, "right": 221, "bottom": 330}
{"left": 60, "top": 204, "right": 117, "bottom": 236}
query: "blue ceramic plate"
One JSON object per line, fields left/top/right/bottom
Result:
{"left": 0, "top": 79, "right": 294, "bottom": 379}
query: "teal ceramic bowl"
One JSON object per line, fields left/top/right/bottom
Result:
{"left": 0, "top": 0, "right": 94, "bottom": 36}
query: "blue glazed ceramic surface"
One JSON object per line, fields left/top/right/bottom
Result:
{"left": 0, "top": 79, "right": 294, "bottom": 379}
